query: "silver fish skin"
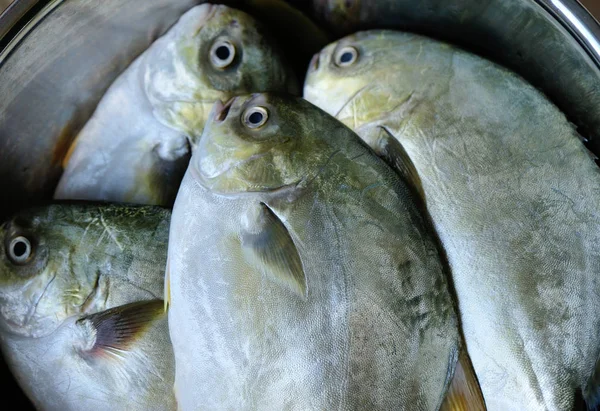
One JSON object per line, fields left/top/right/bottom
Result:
{"left": 167, "top": 93, "right": 460, "bottom": 410}
{"left": 304, "top": 30, "right": 600, "bottom": 411}
{"left": 0, "top": 204, "right": 175, "bottom": 411}
{"left": 54, "top": 4, "right": 297, "bottom": 207}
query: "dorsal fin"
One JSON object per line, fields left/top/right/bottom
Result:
{"left": 441, "top": 347, "right": 487, "bottom": 411}
{"left": 241, "top": 203, "right": 306, "bottom": 298}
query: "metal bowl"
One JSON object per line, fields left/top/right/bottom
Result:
{"left": 0, "top": 0, "right": 599, "bottom": 407}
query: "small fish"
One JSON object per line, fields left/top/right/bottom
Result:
{"left": 304, "top": 30, "right": 600, "bottom": 411}
{"left": 54, "top": 4, "right": 298, "bottom": 206}
{"left": 166, "top": 93, "right": 484, "bottom": 410}
{"left": 0, "top": 203, "right": 174, "bottom": 411}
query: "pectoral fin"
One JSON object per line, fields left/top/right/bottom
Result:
{"left": 77, "top": 300, "right": 164, "bottom": 359}
{"left": 376, "top": 126, "right": 426, "bottom": 202}
{"left": 241, "top": 203, "right": 306, "bottom": 298}
{"left": 441, "top": 348, "right": 486, "bottom": 411}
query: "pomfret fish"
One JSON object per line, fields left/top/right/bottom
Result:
{"left": 54, "top": 4, "right": 297, "bottom": 206}
{"left": 166, "top": 93, "right": 483, "bottom": 410}
{"left": 304, "top": 30, "right": 600, "bottom": 411}
{"left": 0, "top": 204, "right": 174, "bottom": 410}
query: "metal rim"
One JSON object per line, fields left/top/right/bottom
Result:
{"left": 536, "top": 0, "right": 600, "bottom": 67}
{"left": 0, "top": 0, "right": 61, "bottom": 63}
{"left": 1, "top": 1, "right": 600, "bottom": 69}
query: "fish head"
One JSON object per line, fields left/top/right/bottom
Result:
{"left": 193, "top": 93, "right": 341, "bottom": 195}
{"left": 145, "top": 4, "right": 298, "bottom": 138}
{"left": 0, "top": 206, "right": 107, "bottom": 338}
{"left": 304, "top": 31, "right": 408, "bottom": 128}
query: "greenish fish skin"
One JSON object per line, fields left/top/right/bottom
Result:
{"left": 168, "top": 93, "right": 461, "bottom": 410}
{"left": 0, "top": 204, "right": 175, "bottom": 411}
{"left": 55, "top": 4, "right": 298, "bottom": 207}
{"left": 304, "top": 30, "right": 600, "bottom": 411}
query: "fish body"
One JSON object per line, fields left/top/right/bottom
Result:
{"left": 304, "top": 30, "right": 600, "bottom": 411}
{"left": 55, "top": 4, "right": 297, "bottom": 206}
{"left": 0, "top": 204, "right": 174, "bottom": 410}
{"left": 167, "top": 93, "right": 462, "bottom": 410}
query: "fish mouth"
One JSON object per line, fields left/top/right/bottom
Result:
{"left": 213, "top": 97, "right": 236, "bottom": 123}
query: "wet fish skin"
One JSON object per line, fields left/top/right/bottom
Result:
{"left": 167, "top": 92, "right": 461, "bottom": 410}
{"left": 0, "top": 203, "right": 174, "bottom": 411}
{"left": 304, "top": 30, "right": 600, "bottom": 411}
{"left": 54, "top": 4, "right": 298, "bottom": 207}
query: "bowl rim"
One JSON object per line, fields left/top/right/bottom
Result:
{"left": 536, "top": 0, "right": 600, "bottom": 67}
{"left": 2, "top": 0, "right": 599, "bottom": 70}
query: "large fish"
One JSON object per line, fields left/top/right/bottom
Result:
{"left": 0, "top": 204, "right": 174, "bottom": 410}
{"left": 166, "top": 92, "right": 484, "bottom": 410}
{"left": 54, "top": 4, "right": 298, "bottom": 206}
{"left": 304, "top": 30, "right": 600, "bottom": 411}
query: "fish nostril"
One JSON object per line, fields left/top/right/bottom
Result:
{"left": 310, "top": 53, "right": 320, "bottom": 71}
{"left": 214, "top": 97, "right": 235, "bottom": 123}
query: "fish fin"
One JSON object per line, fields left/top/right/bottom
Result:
{"left": 61, "top": 131, "right": 82, "bottom": 169}
{"left": 583, "top": 355, "right": 600, "bottom": 410}
{"left": 164, "top": 256, "right": 171, "bottom": 312}
{"left": 77, "top": 300, "right": 165, "bottom": 358}
{"left": 126, "top": 136, "right": 191, "bottom": 206}
{"left": 372, "top": 126, "right": 426, "bottom": 202}
{"left": 440, "top": 347, "right": 487, "bottom": 411}
{"left": 241, "top": 203, "right": 306, "bottom": 298}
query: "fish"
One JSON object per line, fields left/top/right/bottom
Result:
{"left": 0, "top": 203, "right": 175, "bottom": 411}
{"left": 303, "top": 30, "right": 600, "bottom": 411}
{"left": 54, "top": 4, "right": 298, "bottom": 207}
{"left": 166, "top": 92, "right": 484, "bottom": 410}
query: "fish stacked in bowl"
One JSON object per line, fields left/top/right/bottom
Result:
{"left": 1, "top": 2, "right": 599, "bottom": 411}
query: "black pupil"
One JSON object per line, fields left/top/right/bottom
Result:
{"left": 13, "top": 241, "right": 27, "bottom": 257}
{"left": 216, "top": 45, "right": 231, "bottom": 61}
{"left": 340, "top": 51, "right": 354, "bottom": 63}
{"left": 248, "top": 111, "right": 264, "bottom": 125}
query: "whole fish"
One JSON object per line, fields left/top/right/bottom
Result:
{"left": 54, "top": 4, "right": 298, "bottom": 206}
{"left": 166, "top": 92, "right": 484, "bottom": 410}
{"left": 304, "top": 30, "right": 600, "bottom": 411}
{"left": 0, "top": 204, "right": 174, "bottom": 410}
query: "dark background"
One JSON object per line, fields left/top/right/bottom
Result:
{"left": 581, "top": 0, "right": 600, "bottom": 19}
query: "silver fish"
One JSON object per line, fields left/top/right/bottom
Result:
{"left": 166, "top": 93, "right": 483, "bottom": 410}
{"left": 304, "top": 30, "right": 600, "bottom": 411}
{"left": 0, "top": 204, "right": 174, "bottom": 410}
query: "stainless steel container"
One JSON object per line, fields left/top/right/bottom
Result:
{"left": 0, "top": 0, "right": 599, "bottom": 407}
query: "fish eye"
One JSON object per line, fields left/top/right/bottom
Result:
{"left": 7, "top": 236, "right": 33, "bottom": 265}
{"left": 242, "top": 106, "right": 269, "bottom": 129}
{"left": 210, "top": 40, "right": 236, "bottom": 69}
{"left": 335, "top": 46, "right": 358, "bottom": 67}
